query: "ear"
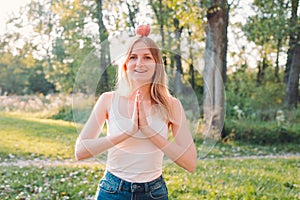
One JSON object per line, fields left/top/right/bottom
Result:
{"left": 123, "top": 64, "right": 127, "bottom": 71}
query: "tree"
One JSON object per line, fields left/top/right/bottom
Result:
{"left": 203, "top": 0, "right": 228, "bottom": 139}
{"left": 284, "top": 0, "right": 299, "bottom": 84}
{"left": 22, "top": 0, "right": 95, "bottom": 93}
{"left": 242, "top": 0, "right": 290, "bottom": 83}
{"left": 0, "top": 51, "right": 29, "bottom": 94}
{"left": 125, "top": 0, "right": 139, "bottom": 32}
{"left": 173, "top": 17, "right": 184, "bottom": 93}
{"left": 150, "top": 0, "right": 204, "bottom": 93}
{"left": 285, "top": 0, "right": 299, "bottom": 108}
{"left": 95, "top": 0, "right": 110, "bottom": 95}
{"left": 285, "top": 26, "right": 300, "bottom": 108}
{"left": 149, "top": 0, "right": 170, "bottom": 67}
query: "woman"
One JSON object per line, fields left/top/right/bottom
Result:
{"left": 75, "top": 25, "right": 197, "bottom": 200}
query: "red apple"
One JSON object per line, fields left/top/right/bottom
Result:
{"left": 136, "top": 25, "right": 151, "bottom": 37}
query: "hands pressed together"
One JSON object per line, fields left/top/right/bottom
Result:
{"left": 127, "top": 90, "right": 155, "bottom": 138}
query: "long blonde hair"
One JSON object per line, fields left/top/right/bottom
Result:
{"left": 115, "top": 36, "right": 174, "bottom": 122}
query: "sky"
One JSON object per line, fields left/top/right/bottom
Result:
{"left": 0, "top": 0, "right": 29, "bottom": 33}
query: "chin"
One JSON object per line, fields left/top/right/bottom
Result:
{"left": 132, "top": 78, "right": 153, "bottom": 85}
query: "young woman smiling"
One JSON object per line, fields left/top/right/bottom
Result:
{"left": 75, "top": 25, "right": 197, "bottom": 200}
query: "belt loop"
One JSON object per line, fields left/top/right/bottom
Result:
{"left": 144, "top": 182, "right": 149, "bottom": 193}
{"left": 118, "top": 179, "right": 124, "bottom": 191}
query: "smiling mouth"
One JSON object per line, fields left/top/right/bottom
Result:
{"left": 134, "top": 69, "right": 147, "bottom": 73}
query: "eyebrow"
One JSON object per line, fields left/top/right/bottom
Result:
{"left": 130, "top": 53, "right": 152, "bottom": 56}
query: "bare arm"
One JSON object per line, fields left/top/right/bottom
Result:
{"left": 75, "top": 92, "right": 138, "bottom": 160}
{"left": 138, "top": 97, "right": 197, "bottom": 173}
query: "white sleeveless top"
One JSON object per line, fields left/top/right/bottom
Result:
{"left": 106, "top": 92, "right": 168, "bottom": 182}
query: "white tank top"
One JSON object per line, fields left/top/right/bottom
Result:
{"left": 106, "top": 92, "right": 168, "bottom": 182}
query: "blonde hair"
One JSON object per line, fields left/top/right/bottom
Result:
{"left": 115, "top": 36, "right": 174, "bottom": 123}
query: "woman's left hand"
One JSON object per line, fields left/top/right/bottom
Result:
{"left": 137, "top": 91, "right": 156, "bottom": 138}
{"left": 137, "top": 91, "right": 197, "bottom": 173}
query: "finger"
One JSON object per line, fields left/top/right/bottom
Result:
{"left": 138, "top": 99, "right": 148, "bottom": 126}
{"left": 132, "top": 91, "right": 139, "bottom": 124}
{"left": 136, "top": 90, "right": 140, "bottom": 125}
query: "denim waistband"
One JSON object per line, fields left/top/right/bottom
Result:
{"left": 103, "top": 171, "right": 165, "bottom": 193}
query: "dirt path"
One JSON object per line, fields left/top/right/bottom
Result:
{"left": 205, "top": 153, "right": 300, "bottom": 160}
{"left": 1, "top": 154, "right": 299, "bottom": 167}
{"left": 0, "top": 158, "right": 105, "bottom": 167}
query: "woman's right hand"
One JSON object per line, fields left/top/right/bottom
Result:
{"left": 126, "top": 91, "right": 140, "bottom": 136}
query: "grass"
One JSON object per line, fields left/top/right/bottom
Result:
{"left": 1, "top": 112, "right": 299, "bottom": 161}
{"left": 0, "top": 112, "right": 78, "bottom": 161}
{"left": 0, "top": 112, "right": 299, "bottom": 199}
{"left": 0, "top": 158, "right": 299, "bottom": 199}
{"left": 165, "top": 158, "right": 300, "bottom": 199}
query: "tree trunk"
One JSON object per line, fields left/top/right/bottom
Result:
{"left": 173, "top": 18, "right": 183, "bottom": 94}
{"left": 126, "top": 1, "right": 138, "bottom": 31}
{"left": 256, "top": 53, "right": 268, "bottom": 84}
{"left": 96, "top": 0, "right": 110, "bottom": 95}
{"left": 167, "top": 30, "right": 174, "bottom": 75}
{"left": 285, "top": 27, "right": 300, "bottom": 108}
{"left": 284, "top": 0, "right": 299, "bottom": 84}
{"left": 159, "top": 0, "right": 167, "bottom": 69}
{"left": 275, "top": 38, "right": 281, "bottom": 82}
{"left": 188, "top": 28, "right": 195, "bottom": 89}
{"left": 150, "top": 0, "right": 167, "bottom": 68}
{"left": 203, "top": 0, "right": 228, "bottom": 140}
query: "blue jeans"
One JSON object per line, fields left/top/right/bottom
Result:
{"left": 95, "top": 171, "right": 169, "bottom": 200}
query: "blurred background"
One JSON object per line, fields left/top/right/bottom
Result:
{"left": 0, "top": 0, "right": 299, "bottom": 199}
{"left": 0, "top": 0, "right": 299, "bottom": 142}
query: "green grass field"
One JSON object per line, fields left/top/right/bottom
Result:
{"left": 0, "top": 112, "right": 77, "bottom": 160}
{"left": 0, "top": 112, "right": 299, "bottom": 199}
{"left": 0, "top": 158, "right": 299, "bottom": 199}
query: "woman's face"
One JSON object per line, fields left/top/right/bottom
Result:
{"left": 126, "top": 41, "right": 156, "bottom": 85}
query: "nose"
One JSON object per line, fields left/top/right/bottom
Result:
{"left": 136, "top": 57, "right": 143, "bottom": 66}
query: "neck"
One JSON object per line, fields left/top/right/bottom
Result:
{"left": 130, "top": 84, "right": 152, "bottom": 101}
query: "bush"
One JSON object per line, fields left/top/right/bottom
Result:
{"left": 225, "top": 119, "right": 300, "bottom": 144}
{"left": 226, "top": 68, "right": 286, "bottom": 121}
{"left": 50, "top": 106, "right": 91, "bottom": 124}
{"left": 50, "top": 106, "right": 74, "bottom": 121}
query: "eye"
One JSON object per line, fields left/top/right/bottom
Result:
{"left": 129, "top": 55, "right": 136, "bottom": 60}
{"left": 145, "top": 56, "right": 153, "bottom": 60}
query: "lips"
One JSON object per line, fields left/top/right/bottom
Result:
{"left": 134, "top": 69, "right": 147, "bottom": 73}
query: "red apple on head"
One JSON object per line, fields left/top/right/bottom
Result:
{"left": 136, "top": 25, "right": 151, "bottom": 37}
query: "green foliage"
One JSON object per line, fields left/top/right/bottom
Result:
{"left": 50, "top": 106, "right": 74, "bottom": 122}
{"left": 0, "top": 52, "right": 29, "bottom": 95}
{"left": 0, "top": 42, "right": 54, "bottom": 95}
{"left": 242, "top": 0, "right": 289, "bottom": 48}
{"left": 226, "top": 69, "right": 286, "bottom": 120}
{"left": 50, "top": 106, "right": 91, "bottom": 124}
{"left": 225, "top": 119, "right": 300, "bottom": 144}
{"left": 28, "top": 66, "right": 56, "bottom": 95}
{"left": 95, "top": 65, "right": 117, "bottom": 97}
{"left": 225, "top": 68, "right": 300, "bottom": 144}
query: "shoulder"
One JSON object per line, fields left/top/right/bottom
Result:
{"left": 167, "top": 96, "right": 186, "bottom": 124}
{"left": 98, "top": 91, "right": 114, "bottom": 101}
{"left": 168, "top": 96, "right": 183, "bottom": 110}
{"left": 94, "top": 91, "right": 114, "bottom": 110}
